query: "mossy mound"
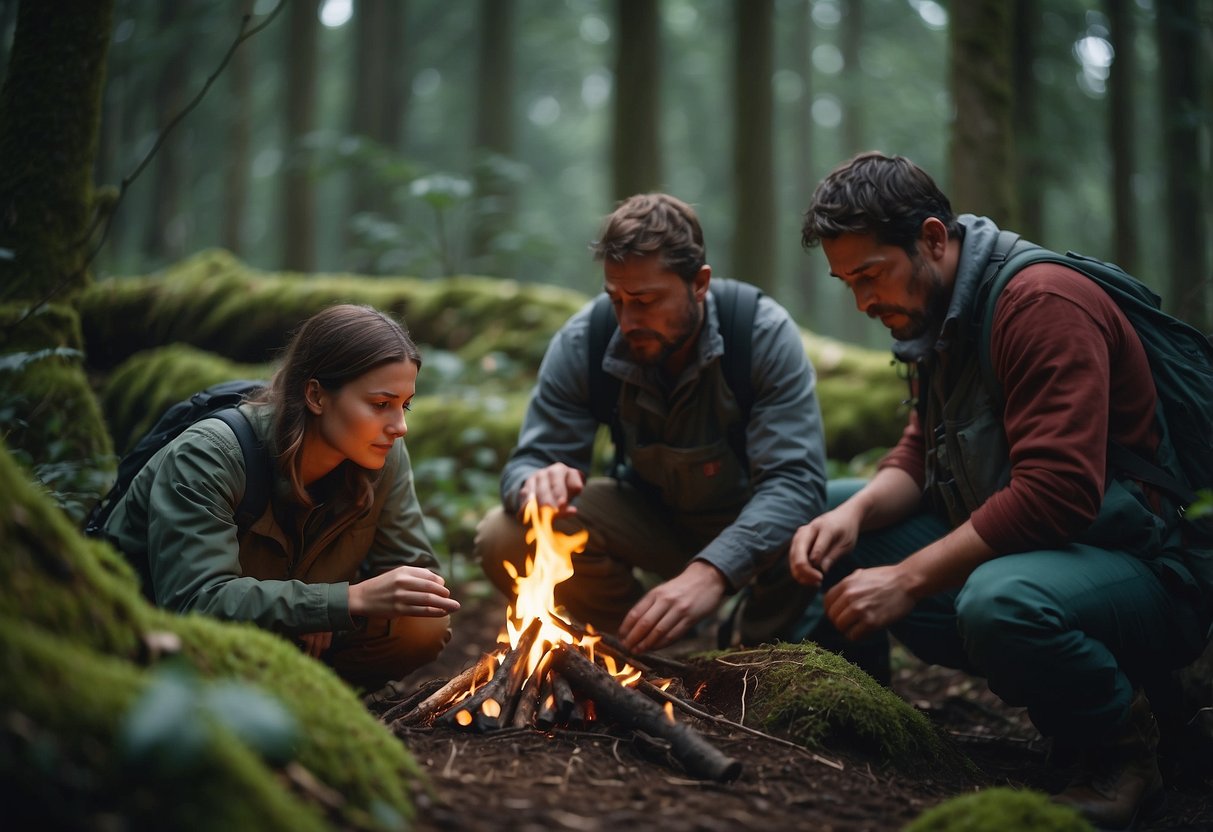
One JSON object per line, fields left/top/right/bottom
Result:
{"left": 77, "top": 249, "right": 586, "bottom": 372}
{"left": 906, "top": 787, "right": 1093, "bottom": 831}
{"left": 0, "top": 303, "right": 113, "bottom": 511}
{"left": 99, "top": 343, "right": 267, "bottom": 454}
{"left": 0, "top": 439, "right": 424, "bottom": 829}
{"left": 694, "top": 643, "right": 976, "bottom": 777}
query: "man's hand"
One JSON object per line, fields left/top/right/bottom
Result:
{"left": 519, "top": 463, "right": 586, "bottom": 516}
{"left": 823, "top": 564, "right": 915, "bottom": 641}
{"left": 618, "top": 561, "right": 727, "bottom": 654}
{"left": 349, "top": 565, "right": 461, "bottom": 619}
{"left": 789, "top": 505, "right": 862, "bottom": 587}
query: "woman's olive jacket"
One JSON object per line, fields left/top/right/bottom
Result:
{"left": 103, "top": 403, "right": 437, "bottom": 634}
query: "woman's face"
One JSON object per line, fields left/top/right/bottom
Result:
{"left": 302, "top": 359, "right": 418, "bottom": 483}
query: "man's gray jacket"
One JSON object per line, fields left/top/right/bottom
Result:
{"left": 500, "top": 284, "right": 828, "bottom": 589}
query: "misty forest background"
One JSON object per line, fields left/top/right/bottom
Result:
{"left": 0, "top": 1, "right": 1212, "bottom": 828}
{"left": 8, "top": 0, "right": 1210, "bottom": 344}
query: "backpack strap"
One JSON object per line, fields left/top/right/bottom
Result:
{"left": 211, "top": 407, "right": 272, "bottom": 530}
{"left": 585, "top": 279, "right": 761, "bottom": 476}
{"left": 587, "top": 293, "right": 626, "bottom": 476}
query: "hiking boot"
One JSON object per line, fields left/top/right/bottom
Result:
{"left": 1051, "top": 691, "right": 1166, "bottom": 830}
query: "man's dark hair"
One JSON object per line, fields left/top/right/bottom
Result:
{"left": 590, "top": 193, "right": 706, "bottom": 283}
{"left": 801, "top": 152, "right": 960, "bottom": 254}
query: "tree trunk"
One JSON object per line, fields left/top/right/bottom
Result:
{"left": 142, "top": 1, "right": 190, "bottom": 264}
{"left": 948, "top": 0, "right": 1015, "bottom": 225}
{"left": 1106, "top": 0, "right": 1140, "bottom": 275}
{"left": 0, "top": 1, "right": 19, "bottom": 89}
{"left": 1156, "top": 0, "right": 1207, "bottom": 329}
{"left": 282, "top": 0, "right": 318, "bottom": 272}
{"left": 221, "top": 0, "right": 254, "bottom": 256}
{"left": 1012, "top": 0, "right": 1043, "bottom": 243}
{"left": 840, "top": 0, "right": 864, "bottom": 156}
{"left": 611, "top": 0, "right": 661, "bottom": 200}
{"left": 0, "top": 0, "right": 115, "bottom": 299}
{"left": 471, "top": 0, "right": 516, "bottom": 269}
{"left": 348, "top": 0, "right": 407, "bottom": 219}
{"left": 792, "top": 0, "right": 817, "bottom": 326}
{"left": 731, "top": 0, "right": 775, "bottom": 293}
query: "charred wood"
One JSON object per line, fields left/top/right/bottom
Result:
{"left": 548, "top": 644, "right": 742, "bottom": 783}
{"left": 436, "top": 617, "right": 543, "bottom": 732}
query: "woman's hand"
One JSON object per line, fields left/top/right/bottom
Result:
{"left": 348, "top": 565, "right": 461, "bottom": 619}
{"left": 298, "top": 631, "right": 333, "bottom": 657}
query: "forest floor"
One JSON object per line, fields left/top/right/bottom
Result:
{"left": 378, "top": 590, "right": 1213, "bottom": 832}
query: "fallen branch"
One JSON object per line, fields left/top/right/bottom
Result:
{"left": 549, "top": 644, "right": 742, "bottom": 783}
{"left": 387, "top": 651, "right": 499, "bottom": 728}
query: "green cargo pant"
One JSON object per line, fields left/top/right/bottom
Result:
{"left": 800, "top": 479, "right": 1210, "bottom": 743}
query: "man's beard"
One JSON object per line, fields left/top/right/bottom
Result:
{"left": 625, "top": 293, "right": 703, "bottom": 366}
{"left": 869, "top": 255, "right": 950, "bottom": 341}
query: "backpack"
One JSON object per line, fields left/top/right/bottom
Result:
{"left": 975, "top": 232, "right": 1213, "bottom": 522}
{"left": 84, "top": 379, "right": 272, "bottom": 539}
{"left": 587, "top": 278, "right": 761, "bottom": 477}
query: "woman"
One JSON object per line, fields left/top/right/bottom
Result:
{"left": 104, "top": 304, "right": 459, "bottom": 691}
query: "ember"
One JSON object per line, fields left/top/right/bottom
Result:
{"left": 383, "top": 498, "right": 742, "bottom": 782}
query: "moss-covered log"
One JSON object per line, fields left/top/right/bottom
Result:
{"left": 0, "top": 439, "right": 425, "bottom": 829}
{"left": 78, "top": 250, "right": 908, "bottom": 462}
{"left": 76, "top": 249, "right": 586, "bottom": 373}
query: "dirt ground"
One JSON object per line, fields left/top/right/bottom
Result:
{"left": 379, "top": 592, "right": 1213, "bottom": 832}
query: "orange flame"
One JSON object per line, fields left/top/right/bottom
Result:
{"left": 503, "top": 497, "right": 640, "bottom": 686}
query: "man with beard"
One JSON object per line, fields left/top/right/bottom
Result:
{"left": 791, "top": 152, "right": 1211, "bottom": 829}
{"left": 476, "top": 193, "right": 828, "bottom": 654}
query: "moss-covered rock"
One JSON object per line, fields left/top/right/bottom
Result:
{"left": 0, "top": 438, "right": 425, "bottom": 829}
{"left": 906, "top": 787, "right": 1093, "bottom": 831}
{"left": 695, "top": 643, "right": 975, "bottom": 777}
{"left": 98, "top": 344, "right": 267, "bottom": 455}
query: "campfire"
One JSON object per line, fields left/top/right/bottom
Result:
{"left": 382, "top": 498, "right": 742, "bottom": 782}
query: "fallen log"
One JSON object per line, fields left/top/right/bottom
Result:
{"left": 548, "top": 644, "right": 742, "bottom": 783}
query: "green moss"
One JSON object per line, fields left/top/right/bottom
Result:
{"left": 0, "top": 438, "right": 423, "bottom": 828}
{"left": 0, "top": 352, "right": 113, "bottom": 460}
{"left": 0, "top": 302, "right": 113, "bottom": 522}
{"left": 76, "top": 249, "right": 585, "bottom": 372}
{"left": 1, "top": 621, "right": 327, "bottom": 831}
{"left": 80, "top": 251, "right": 914, "bottom": 463}
{"left": 701, "top": 643, "right": 975, "bottom": 776}
{"left": 0, "top": 303, "right": 84, "bottom": 352}
{"left": 906, "top": 787, "right": 1093, "bottom": 832}
{"left": 99, "top": 344, "right": 267, "bottom": 454}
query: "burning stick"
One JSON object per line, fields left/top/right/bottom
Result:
{"left": 386, "top": 652, "right": 499, "bottom": 728}
{"left": 437, "top": 617, "right": 544, "bottom": 732}
{"left": 548, "top": 644, "right": 742, "bottom": 783}
{"left": 510, "top": 652, "right": 552, "bottom": 728}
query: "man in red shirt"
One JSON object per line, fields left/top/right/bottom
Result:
{"left": 793, "top": 152, "right": 1210, "bottom": 829}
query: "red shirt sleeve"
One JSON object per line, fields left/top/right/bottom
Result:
{"left": 968, "top": 263, "right": 1159, "bottom": 552}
